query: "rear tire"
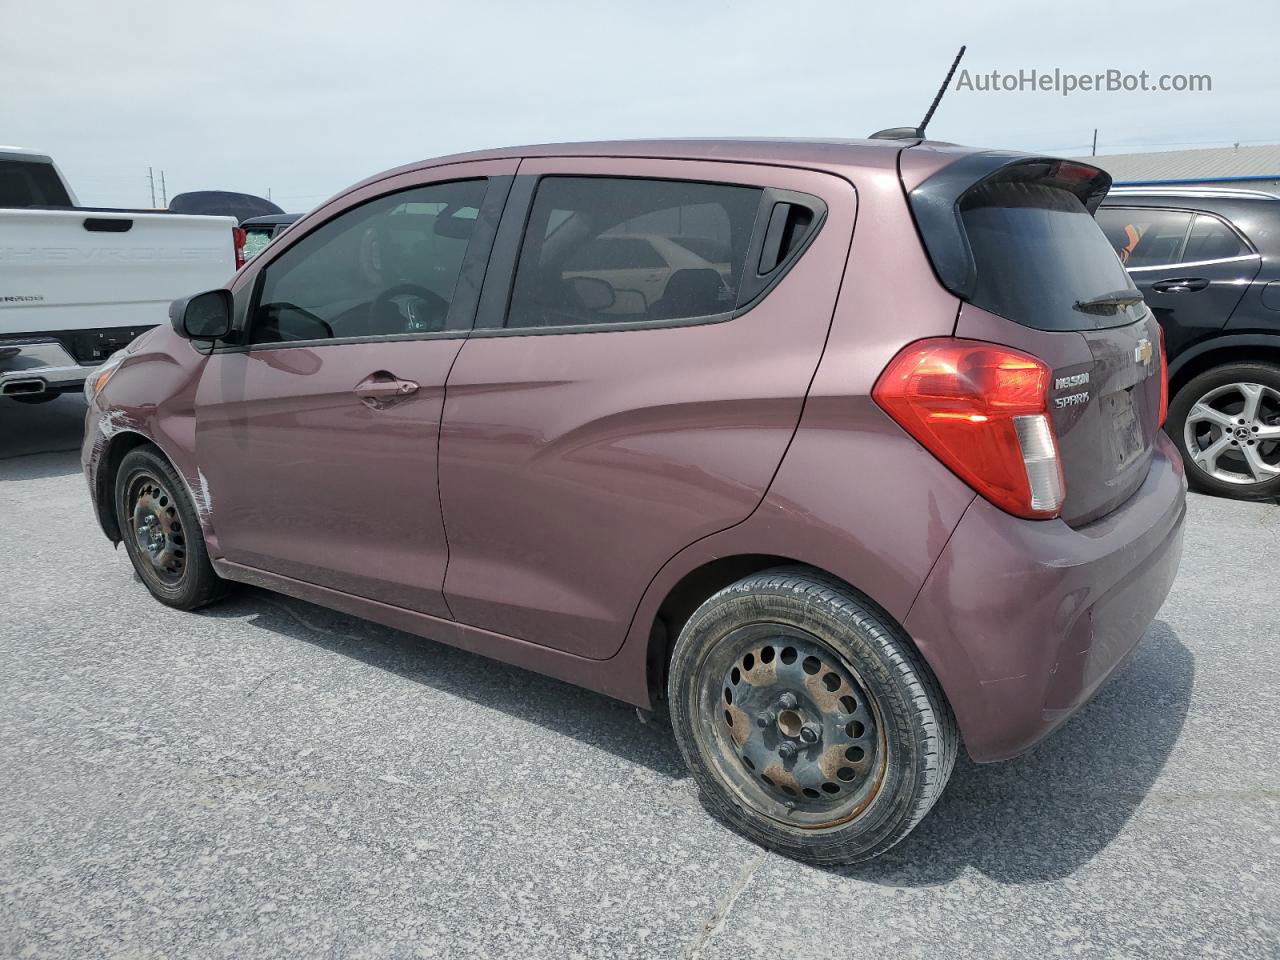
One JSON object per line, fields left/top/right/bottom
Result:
{"left": 1168, "top": 362, "right": 1280, "bottom": 500}
{"left": 114, "top": 446, "right": 227, "bottom": 610}
{"left": 668, "top": 567, "right": 957, "bottom": 865}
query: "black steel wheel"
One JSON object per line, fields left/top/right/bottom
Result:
{"left": 700, "top": 625, "right": 884, "bottom": 828}
{"left": 669, "top": 567, "right": 957, "bottom": 865}
{"left": 115, "top": 446, "right": 227, "bottom": 610}
{"left": 126, "top": 472, "right": 188, "bottom": 585}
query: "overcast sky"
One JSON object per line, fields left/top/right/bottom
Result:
{"left": 3, "top": 0, "right": 1275, "bottom": 209}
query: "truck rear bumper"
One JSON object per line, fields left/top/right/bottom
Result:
{"left": 904, "top": 431, "right": 1188, "bottom": 763}
{"left": 0, "top": 338, "right": 94, "bottom": 397}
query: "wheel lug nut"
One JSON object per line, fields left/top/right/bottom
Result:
{"left": 799, "top": 722, "right": 822, "bottom": 744}
{"left": 756, "top": 708, "right": 777, "bottom": 728}
{"left": 778, "top": 742, "right": 797, "bottom": 761}
{"left": 777, "top": 692, "right": 798, "bottom": 710}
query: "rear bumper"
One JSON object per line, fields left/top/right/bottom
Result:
{"left": 904, "top": 431, "right": 1188, "bottom": 763}
{"left": 0, "top": 338, "right": 94, "bottom": 396}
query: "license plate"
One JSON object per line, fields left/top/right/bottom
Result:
{"left": 1105, "top": 388, "right": 1143, "bottom": 469}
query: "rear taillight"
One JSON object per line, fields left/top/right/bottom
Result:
{"left": 1157, "top": 324, "right": 1169, "bottom": 427}
{"left": 873, "top": 338, "right": 1066, "bottom": 519}
{"left": 233, "top": 226, "right": 247, "bottom": 269}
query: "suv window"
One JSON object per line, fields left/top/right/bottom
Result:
{"left": 1183, "top": 213, "right": 1247, "bottom": 262}
{"left": 0, "top": 158, "right": 72, "bottom": 207}
{"left": 1096, "top": 208, "right": 1193, "bottom": 267}
{"left": 506, "top": 177, "right": 761, "bottom": 329}
{"left": 251, "top": 180, "right": 485, "bottom": 344}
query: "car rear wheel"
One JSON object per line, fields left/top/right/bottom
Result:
{"left": 1168, "top": 362, "right": 1280, "bottom": 500}
{"left": 668, "top": 567, "right": 957, "bottom": 865}
{"left": 115, "top": 446, "right": 227, "bottom": 610}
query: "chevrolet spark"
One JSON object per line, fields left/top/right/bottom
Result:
{"left": 83, "top": 139, "right": 1187, "bottom": 864}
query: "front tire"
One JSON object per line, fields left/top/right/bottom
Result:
{"left": 668, "top": 567, "right": 957, "bottom": 865}
{"left": 114, "top": 446, "right": 227, "bottom": 610}
{"left": 1168, "top": 362, "right": 1280, "bottom": 500}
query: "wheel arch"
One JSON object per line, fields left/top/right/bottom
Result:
{"left": 643, "top": 554, "right": 939, "bottom": 712}
{"left": 1168, "top": 335, "right": 1280, "bottom": 398}
{"left": 95, "top": 430, "right": 155, "bottom": 543}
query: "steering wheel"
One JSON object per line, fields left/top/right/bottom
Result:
{"left": 370, "top": 283, "right": 450, "bottom": 334}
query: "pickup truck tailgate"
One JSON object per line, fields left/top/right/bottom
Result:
{"left": 0, "top": 208, "right": 236, "bottom": 336}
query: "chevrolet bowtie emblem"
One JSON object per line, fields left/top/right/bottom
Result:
{"left": 1134, "top": 338, "right": 1153, "bottom": 365}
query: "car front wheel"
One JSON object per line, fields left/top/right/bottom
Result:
{"left": 114, "top": 446, "right": 227, "bottom": 610}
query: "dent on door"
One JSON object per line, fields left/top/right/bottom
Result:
{"left": 437, "top": 160, "right": 857, "bottom": 661}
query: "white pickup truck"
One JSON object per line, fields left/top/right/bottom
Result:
{"left": 0, "top": 147, "right": 242, "bottom": 403}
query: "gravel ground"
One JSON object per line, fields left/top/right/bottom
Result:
{"left": 2, "top": 395, "right": 1278, "bottom": 959}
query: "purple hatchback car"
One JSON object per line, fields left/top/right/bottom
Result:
{"left": 83, "top": 139, "right": 1186, "bottom": 863}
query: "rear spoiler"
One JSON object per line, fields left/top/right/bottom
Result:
{"left": 906, "top": 151, "right": 1112, "bottom": 302}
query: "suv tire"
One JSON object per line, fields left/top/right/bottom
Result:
{"left": 1168, "top": 361, "right": 1280, "bottom": 500}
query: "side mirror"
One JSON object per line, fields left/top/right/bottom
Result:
{"left": 170, "top": 289, "right": 233, "bottom": 341}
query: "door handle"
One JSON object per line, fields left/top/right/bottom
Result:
{"left": 1152, "top": 277, "right": 1209, "bottom": 293}
{"left": 354, "top": 371, "right": 419, "bottom": 409}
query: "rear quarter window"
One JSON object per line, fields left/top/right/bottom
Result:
{"left": 1183, "top": 213, "right": 1247, "bottom": 261}
{"left": 0, "top": 159, "right": 72, "bottom": 207}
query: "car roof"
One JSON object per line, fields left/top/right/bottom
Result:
{"left": 346, "top": 138, "right": 922, "bottom": 195}
{"left": 0, "top": 146, "right": 53, "bottom": 163}
{"left": 1101, "top": 187, "right": 1280, "bottom": 211}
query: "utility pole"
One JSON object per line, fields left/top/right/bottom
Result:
{"left": 160, "top": 171, "right": 167, "bottom": 207}
{"left": 1091, "top": 128, "right": 1098, "bottom": 157}
{"left": 147, "top": 166, "right": 156, "bottom": 207}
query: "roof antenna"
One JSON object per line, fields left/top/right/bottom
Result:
{"left": 871, "top": 45, "right": 967, "bottom": 140}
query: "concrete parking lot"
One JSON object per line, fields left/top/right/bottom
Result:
{"left": 2, "top": 395, "right": 1277, "bottom": 959}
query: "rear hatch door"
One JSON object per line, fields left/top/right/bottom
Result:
{"left": 903, "top": 149, "right": 1164, "bottom": 526}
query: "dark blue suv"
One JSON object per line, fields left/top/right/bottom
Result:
{"left": 1098, "top": 188, "right": 1280, "bottom": 499}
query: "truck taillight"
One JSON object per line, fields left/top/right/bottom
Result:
{"left": 873, "top": 338, "right": 1066, "bottom": 519}
{"left": 1157, "top": 324, "right": 1169, "bottom": 428}
{"left": 233, "top": 226, "right": 247, "bottom": 269}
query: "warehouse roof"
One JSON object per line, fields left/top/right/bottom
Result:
{"left": 1070, "top": 144, "right": 1280, "bottom": 185}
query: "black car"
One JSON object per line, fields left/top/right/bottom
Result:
{"left": 241, "top": 213, "right": 302, "bottom": 261}
{"left": 1097, "top": 188, "right": 1280, "bottom": 499}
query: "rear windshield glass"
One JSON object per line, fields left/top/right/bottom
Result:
{"left": 242, "top": 226, "right": 275, "bottom": 261}
{"left": 0, "top": 159, "right": 72, "bottom": 207}
{"left": 960, "top": 181, "right": 1138, "bottom": 331}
